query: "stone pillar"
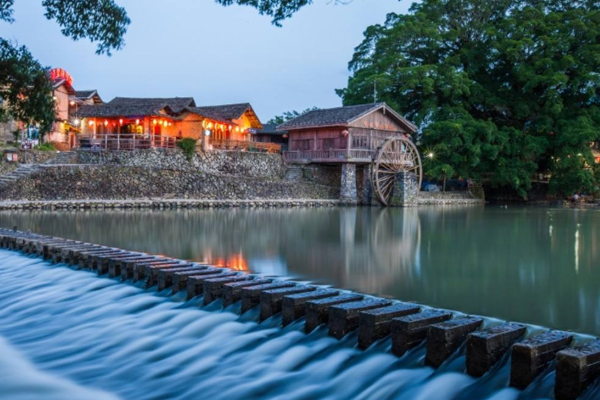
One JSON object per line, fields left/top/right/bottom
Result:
{"left": 390, "top": 171, "right": 419, "bottom": 207}
{"left": 340, "top": 163, "right": 358, "bottom": 202}
{"left": 360, "top": 164, "right": 373, "bottom": 205}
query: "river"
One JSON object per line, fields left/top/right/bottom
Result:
{"left": 0, "top": 205, "right": 598, "bottom": 334}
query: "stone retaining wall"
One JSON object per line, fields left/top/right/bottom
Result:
{"left": 77, "top": 149, "right": 287, "bottom": 179}
{"left": 0, "top": 165, "right": 338, "bottom": 202}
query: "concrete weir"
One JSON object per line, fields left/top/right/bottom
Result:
{"left": 0, "top": 228, "right": 598, "bottom": 400}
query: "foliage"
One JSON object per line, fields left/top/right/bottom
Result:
{"left": 34, "top": 142, "right": 56, "bottom": 151}
{"left": 215, "top": 0, "right": 315, "bottom": 26}
{"left": 338, "top": 0, "right": 600, "bottom": 197}
{"left": 177, "top": 138, "right": 197, "bottom": 161}
{"left": 267, "top": 107, "right": 319, "bottom": 125}
{"left": 0, "top": 39, "right": 55, "bottom": 139}
{"left": 0, "top": 0, "right": 130, "bottom": 142}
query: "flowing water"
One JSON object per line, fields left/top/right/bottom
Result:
{"left": 1, "top": 250, "right": 599, "bottom": 400}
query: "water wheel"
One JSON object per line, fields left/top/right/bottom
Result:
{"left": 371, "top": 137, "right": 423, "bottom": 206}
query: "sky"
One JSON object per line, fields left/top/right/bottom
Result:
{"left": 1, "top": 0, "right": 412, "bottom": 122}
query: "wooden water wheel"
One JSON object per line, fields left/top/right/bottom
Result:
{"left": 371, "top": 137, "right": 423, "bottom": 206}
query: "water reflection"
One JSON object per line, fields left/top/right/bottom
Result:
{"left": 0, "top": 206, "right": 598, "bottom": 334}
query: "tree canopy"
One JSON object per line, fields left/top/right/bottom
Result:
{"left": 338, "top": 0, "right": 600, "bottom": 197}
{"left": 0, "top": 0, "right": 130, "bottom": 139}
{"left": 267, "top": 107, "right": 319, "bottom": 125}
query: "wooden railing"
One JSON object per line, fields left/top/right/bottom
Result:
{"left": 78, "top": 134, "right": 177, "bottom": 151}
{"left": 283, "top": 149, "right": 375, "bottom": 163}
{"left": 211, "top": 139, "right": 281, "bottom": 153}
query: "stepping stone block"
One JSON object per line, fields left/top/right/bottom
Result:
{"left": 184, "top": 271, "right": 238, "bottom": 298}
{"left": 77, "top": 249, "right": 120, "bottom": 269}
{"left": 359, "top": 303, "right": 421, "bottom": 349}
{"left": 329, "top": 299, "right": 393, "bottom": 339}
{"left": 510, "top": 330, "right": 573, "bottom": 390}
{"left": 466, "top": 322, "right": 527, "bottom": 377}
{"left": 204, "top": 276, "right": 253, "bottom": 304}
{"left": 93, "top": 252, "right": 133, "bottom": 273}
{"left": 260, "top": 286, "right": 316, "bottom": 321}
{"left": 241, "top": 282, "right": 295, "bottom": 314}
{"left": 391, "top": 310, "right": 453, "bottom": 357}
{"left": 172, "top": 269, "right": 226, "bottom": 294}
{"left": 121, "top": 260, "right": 177, "bottom": 280}
{"left": 555, "top": 339, "right": 600, "bottom": 400}
{"left": 305, "top": 294, "right": 364, "bottom": 334}
{"left": 157, "top": 266, "right": 209, "bottom": 291}
{"left": 145, "top": 264, "right": 200, "bottom": 288}
{"left": 222, "top": 279, "right": 273, "bottom": 306}
{"left": 133, "top": 262, "right": 185, "bottom": 282}
{"left": 426, "top": 316, "right": 484, "bottom": 368}
{"left": 109, "top": 256, "right": 156, "bottom": 278}
{"left": 282, "top": 289, "right": 339, "bottom": 327}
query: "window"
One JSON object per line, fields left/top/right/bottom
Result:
{"left": 296, "top": 140, "right": 311, "bottom": 151}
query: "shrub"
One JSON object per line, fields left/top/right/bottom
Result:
{"left": 177, "top": 138, "right": 197, "bottom": 161}
{"left": 34, "top": 142, "right": 56, "bottom": 151}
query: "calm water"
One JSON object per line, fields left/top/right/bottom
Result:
{"left": 0, "top": 206, "right": 598, "bottom": 335}
{"left": 2, "top": 251, "right": 599, "bottom": 400}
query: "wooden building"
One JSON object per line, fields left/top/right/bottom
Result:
{"left": 76, "top": 98, "right": 264, "bottom": 151}
{"left": 280, "top": 103, "right": 418, "bottom": 203}
{"left": 253, "top": 123, "right": 288, "bottom": 151}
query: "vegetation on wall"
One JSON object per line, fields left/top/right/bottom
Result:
{"left": 337, "top": 0, "right": 600, "bottom": 197}
{"left": 177, "top": 138, "right": 198, "bottom": 161}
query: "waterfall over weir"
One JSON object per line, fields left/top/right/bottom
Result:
{"left": 0, "top": 251, "right": 598, "bottom": 400}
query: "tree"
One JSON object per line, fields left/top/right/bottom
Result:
{"left": 267, "top": 107, "right": 319, "bottom": 125}
{"left": 214, "top": 0, "right": 347, "bottom": 26}
{"left": 338, "top": 0, "right": 600, "bottom": 197}
{"left": 1, "top": 0, "right": 130, "bottom": 140}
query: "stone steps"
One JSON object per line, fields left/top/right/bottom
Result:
{"left": 0, "top": 228, "right": 596, "bottom": 400}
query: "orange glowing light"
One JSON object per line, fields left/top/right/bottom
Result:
{"left": 88, "top": 120, "right": 95, "bottom": 126}
{"left": 208, "top": 122, "right": 213, "bottom": 129}
{"left": 119, "top": 119, "right": 123, "bottom": 125}
{"left": 228, "top": 125, "right": 232, "bottom": 130}
{"left": 153, "top": 120, "right": 157, "bottom": 125}
{"left": 136, "top": 119, "right": 140, "bottom": 125}
{"left": 104, "top": 120, "right": 108, "bottom": 126}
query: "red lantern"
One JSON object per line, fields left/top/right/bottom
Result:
{"left": 342, "top": 130, "right": 349, "bottom": 137}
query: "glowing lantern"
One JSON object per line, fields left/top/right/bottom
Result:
{"left": 235, "top": 127, "right": 240, "bottom": 132}
{"left": 89, "top": 120, "right": 95, "bottom": 126}
{"left": 153, "top": 120, "right": 157, "bottom": 125}
{"left": 208, "top": 122, "right": 213, "bottom": 129}
{"left": 69, "top": 101, "right": 75, "bottom": 106}
{"left": 74, "top": 119, "right": 80, "bottom": 126}
{"left": 228, "top": 125, "right": 232, "bottom": 130}
{"left": 119, "top": 119, "right": 123, "bottom": 125}
{"left": 104, "top": 120, "right": 108, "bottom": 126}
{"left": 168, "top": 122, "right": 172, "bottom": 127}
{"left": 135, "top": 119, "right": 140, "bottom": 125}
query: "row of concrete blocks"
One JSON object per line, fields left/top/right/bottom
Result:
{"left": 0, "top": 199, "right": 342, "bottom": 211}
{"left": 0, "top": 228, "right": 598, "bottom": 400}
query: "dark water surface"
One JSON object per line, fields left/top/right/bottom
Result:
{"left": 2, "top": 251, "right": 600, "bottom": 400}
{"left": 0, "top": 205, "right": 598, "bottom": 335}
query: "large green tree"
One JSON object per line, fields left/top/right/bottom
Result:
{"left": 0, "top": 0, "right": 130, "bottom": 140}
{"left": 338, "top": 0, "right": 600, "bottom": 197}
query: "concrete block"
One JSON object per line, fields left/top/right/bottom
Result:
{"left": 121, "top": 259, "right": 176, "bottom": 281}
{"left": 555, "top": 339, "right": 600, "bottom": 400}
{"left": 203, "top": 275, "right": 252, "bottom": 304}
{"left": 359, "top": 303, "right": 421, "bottom": 349}
{"left": 426, "top": 316, "right": 484, "bottom": 368}
{"left": 157, "top": 266, "right": 209, "bottom": 291}
{"left": 305, "top": 293, "right": 364, "bottom": 333}
{"left": 241, "top": 282, "right": 295, "bottom": 314}
{"left": 222, "top": 279, "right": 273, "bottom": 306}
{"left": 510, "top": 330, "right": 573, "bottom": 389}
{"left": 391, "top": 310, "right": 453, "bottom": 357}
{"left": 183, "top": 271, "right": 238, "bottom": 297}
{"left": 109, "top": 256, "right": 156, "bottom": 278}
{"left": 282, "top": 289, "right": 339, "bottom": 327}
{"left": 260, "top": 286, "right": 316, "bottom": 321}
{"left": 133, "top": 262, "right": 186, "bottom": 282}
{"left": 466, "top": 322, "right": 527, "bottom": 377}
{"left": 329, "top": 299, "right": 393, "bottom": 339}
{"left": 144, "top": 264, "right": 201, "bottom": 288}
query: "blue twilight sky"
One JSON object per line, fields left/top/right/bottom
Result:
{"left": 0, "top": 0, "right": 411, "bottom": 121}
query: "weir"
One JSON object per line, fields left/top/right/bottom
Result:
{"left": 0, "top": 227, "right": 599, "bottom": 400}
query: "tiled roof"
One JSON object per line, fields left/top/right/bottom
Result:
{"left": 277, "top": 102, "right": 417, "bottom": 132}
{"left": 256, "top": 123, "right": 286, "bottom": 135}
{"left": 188, "top": 103, "right": 251, "bottom": 122}
{"left": 75, "top": 90, "right": 97, "bottom": 99}
{"left": 78, "top": 97, "right": 195, "bottom": 118}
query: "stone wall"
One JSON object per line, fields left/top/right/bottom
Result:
{"left": 0, "top": 165, "right": 338, "bottom": 201}
{"left": 76, "top": 149, "right": 287, "bottom": 180}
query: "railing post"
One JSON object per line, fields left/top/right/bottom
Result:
{"left": 117, "top": 134, "right": 120, "bottom": 151}
{"left": 133, "top": 134, "right": 136, "bottom": 150}
{"left": 104, "top": 135, "right": 107, "bottom": 150}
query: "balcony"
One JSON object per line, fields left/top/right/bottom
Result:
{"left": 211, "top": 139, "right": 281, "bottom": 154}
{"left": 77, "top": 134, "right": 177, "bottom": 151}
